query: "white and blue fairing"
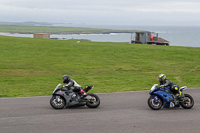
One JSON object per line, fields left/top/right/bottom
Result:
{"left": 149, "top": 84, "right": 174, "bottom": 103}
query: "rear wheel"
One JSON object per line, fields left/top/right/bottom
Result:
{"left": 148, "top": 96, "right": 163, "bottom": 110}
{"left": 179, "top": 94, "right": 194, "bottom": 109}
{"left": 50, "top": 95, "right": 66, "bottom": 109}
{"left": 86, "top": 94, "right": 100, "bottom": 108}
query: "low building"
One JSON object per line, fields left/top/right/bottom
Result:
{"left": 34, "top": 33, "right": 50, "bottom": 39}
{"left": 131, "top": 31, "right": 169, "bottom": 46}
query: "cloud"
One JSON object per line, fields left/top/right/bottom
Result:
{"left": 0, "top": 0, "right": 200, "bottom": 25}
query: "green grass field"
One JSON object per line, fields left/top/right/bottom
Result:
{"left": 0, "top": 35, "right": 200, "bottom": 97}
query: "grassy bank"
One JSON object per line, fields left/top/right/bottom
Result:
{"left": 0, "top": 36, "right": 200, "bottom": 97}
{"left": 0, "top": 25, "right": 137, "bottom": 34}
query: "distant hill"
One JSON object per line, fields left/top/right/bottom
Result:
{"left": 0, "top": 24, "right": 140, "bottom": 34}
{"left": 0, "top": 21, "right": 61, "bottom": 26}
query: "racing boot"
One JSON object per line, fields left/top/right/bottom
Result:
{"left": 80, "top": 89, "right": 87, "bottom": 98}
{"left": 176, "top": 91, "right": 184, "bottom": 101}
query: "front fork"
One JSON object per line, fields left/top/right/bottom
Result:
{"left": 153, "top": 96, "right": 159, "bottom": 103}
{"left": 56, "top": 96, "right": 61, "bottom": 102}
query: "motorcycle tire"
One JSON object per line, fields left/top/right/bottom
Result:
{"left": 179, "top": 94, "right": 194, "bottom": 109}
{"left": 148, "top": 96, "right": 163, "bottom": 110}
{"left": 86, "top": 93, "right": 100, "bottom": 108}
{"left": 50, "top": 95, "right": 66, "bottom": 109}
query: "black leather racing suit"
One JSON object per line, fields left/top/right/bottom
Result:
{"left": 64, "top": 79, "right": 82, "bottom": 92}
{"left": 159, "top": 79, "right": 180, "bottom": 95}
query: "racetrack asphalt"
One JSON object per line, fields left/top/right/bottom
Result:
{"left": 0, "top": 88, "right": 200, "bottom": 133}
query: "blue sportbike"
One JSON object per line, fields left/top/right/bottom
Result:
{"left": 148, "top": 84, "right": 194, "bottom": 110}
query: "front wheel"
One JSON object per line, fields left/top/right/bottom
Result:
{"left": 50, "top": 95, "right": 66, "bottom": 109}
{"left": 86, "top": 94, "right": 100, "bottom": 108}
{"left": 148, "top": 96, "right": 163, "bottom": 110}
{"left": 179, "top": 94, "right": 194, "bottom": 109}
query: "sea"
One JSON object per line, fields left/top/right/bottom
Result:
{"left": 0, "top": 25, "right": 200, "bottom": 47}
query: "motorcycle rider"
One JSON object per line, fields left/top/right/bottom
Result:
{"left": 158, "top": 74, "right": 184, "bottom": 100}
{"left": 62, "top": 75, "right": 87, "bottom": 97}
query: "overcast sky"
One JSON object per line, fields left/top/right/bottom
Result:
{"left": 1, "top": 0, "right": 200, "bottom": 26}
